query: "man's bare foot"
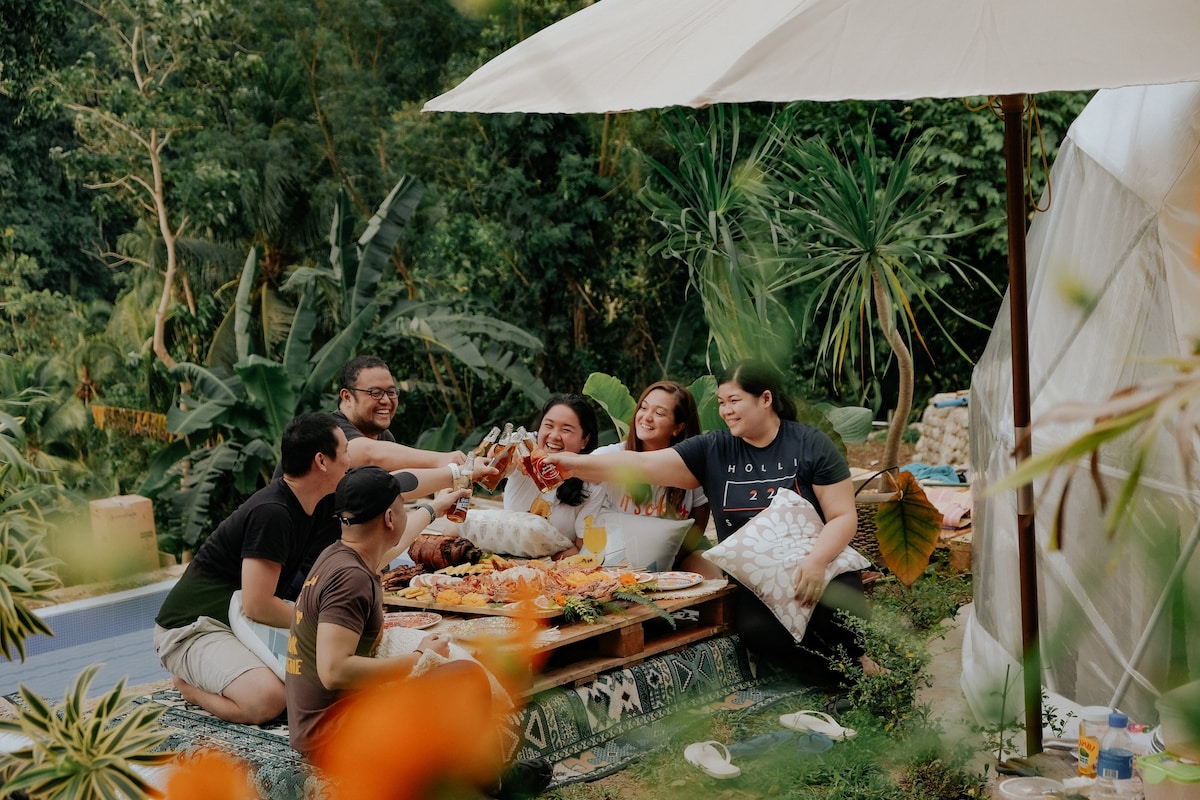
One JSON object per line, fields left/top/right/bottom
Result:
{"left": 173, "top": 675, "right": 202, "bottom": 705}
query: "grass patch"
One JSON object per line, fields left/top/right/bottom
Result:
{"left": 548, "top": 553, "right": 983, "bottom": 800}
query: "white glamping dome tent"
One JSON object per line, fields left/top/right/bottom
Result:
{"left": 965, "top": 81, "right": 1200, "bottom": 728}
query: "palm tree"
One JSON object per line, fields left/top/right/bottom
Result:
{"left": 775, "top": 129, "right": 995, "bottom": 476}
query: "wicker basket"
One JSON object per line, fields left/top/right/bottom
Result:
{"left": 853, "top": 501, "right": 884, "bottom": 568}
{"left": 852, "top": 467, "right": 899, "bottom": 570}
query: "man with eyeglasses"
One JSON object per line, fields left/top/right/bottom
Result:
{"left": 336, "top": 355, "right": 467, "bottom": 471}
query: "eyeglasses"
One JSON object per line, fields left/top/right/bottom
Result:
{"left": 346, "top": 386, "right": 399, "bottom": 401}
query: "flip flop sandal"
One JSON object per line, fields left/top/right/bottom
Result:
{"left": 795, "top": 731, "right": 834, "bottom": 754}
{"left": 727, "top": 730, "right": 797, "bottom": 758}
{"left": 683, "top": 741, "right": 741, "bottom": 779}
{"left": 779, "top": 710, "right": 857, "bottom": 741}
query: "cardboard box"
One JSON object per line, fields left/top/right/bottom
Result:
{"left": 89, "top": 495, "right": 160, "bottom": 577}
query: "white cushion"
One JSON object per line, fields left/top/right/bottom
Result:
{"left": 702, "top": 489, "right": 870, "bottom": 643}
{"left": 228, "top": 589, "right": 289, "bottom": 681}
{"left": 593, "top": 510, "right": 693, "bottom": 572}
{"left": 458, "top": 509, "right": 574, "bottom": 557}
{"left": 375, "top": 627, "right": 512, "bottom": 711}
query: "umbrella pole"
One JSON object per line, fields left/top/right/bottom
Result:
{"left": 1001, "top": 92, "right": 1043, "bottom": 756}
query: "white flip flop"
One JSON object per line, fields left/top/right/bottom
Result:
{"left": 779, "top": 710, "right": 857, "bottom": 740}
{"left": 683, "top": 740, "right": 741, "bottom": 779}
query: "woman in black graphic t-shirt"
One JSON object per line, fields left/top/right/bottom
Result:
{"left": 549, "top": 361, "right": 882, "bottom": 685}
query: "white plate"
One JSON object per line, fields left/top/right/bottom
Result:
{"left": 384, "top": 611, "right": 442, "bottom": 630}
{"left": 645, "top": 571, "right": 705, "bottom": 591}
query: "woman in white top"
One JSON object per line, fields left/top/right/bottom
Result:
{"left": 593, "top": 381, "right": 719, "bottom": 577}
{"left": 503, "top": 393, "right": 608, "bottom": 554}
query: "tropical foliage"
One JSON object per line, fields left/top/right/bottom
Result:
{"left": 0, "top": 666, "right": 170, "bottom": 799}
{"left": 776, "top": 127, "right": 997, "bottom": 475}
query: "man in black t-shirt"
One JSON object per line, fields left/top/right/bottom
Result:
{"left": 153, "top": 413, "right": 350, "bottom": 724}
{"left": 335, "top": 355, "right": 466, "bottom": 471}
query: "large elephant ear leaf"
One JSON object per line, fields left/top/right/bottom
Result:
{"left": 583, "top": 373, "right": 635, "bottom": 440}
{"left": 873, "top": 470, "right": 941, "bottom": 586}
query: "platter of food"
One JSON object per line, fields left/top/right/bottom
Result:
{"left": 644, "top": 571, "right": 706, "bottom": 591}
{"left": 383, "top": 611, "right": 442, "bottom": 630}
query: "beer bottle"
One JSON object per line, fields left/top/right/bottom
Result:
{"left": 526, "top": 432, "right": 565, "bottom": 493}
{"left": 478, "top": 422, "right": 515, "bottom": 492}
{"left": 446, "top": 455, "right": 474, "bottom": 523}
{"left": 471, "top": 426, "right": 501, "bottom": 489}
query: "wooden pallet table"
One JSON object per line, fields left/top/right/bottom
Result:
{"left": 526, "top": 585, "right": 735, "bottom": 696}
{"left": 385, "top": 585, "right": 736, "bottom": 698}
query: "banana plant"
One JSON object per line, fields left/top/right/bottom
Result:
{"left": 141, "top": 178, "right": 423, "bottom": 550}
{"left": 0, "top": 665, "right": 170, "bottom": 799}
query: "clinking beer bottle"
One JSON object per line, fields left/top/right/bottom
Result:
{"left": 478, "top": 422, "right": 515, "bottom": 492}
{"left": 470, "top": 426, "right": 501, "bottom": 489}
{"left": 524, "top": 432, "right": 565, "bottom": 493}
{"left": 445, "top": 455, "right": 474, "bottom": 523}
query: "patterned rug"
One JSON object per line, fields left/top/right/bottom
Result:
{"left": 508, "top": 634, "right": 806, "bottom": 786}
{"left": 5, "top": 635, "right": 803, "bottom": 798}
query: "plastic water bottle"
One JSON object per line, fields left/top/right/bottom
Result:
{"left": 1095, "top": 712, "right": 1135, "bottom": 799}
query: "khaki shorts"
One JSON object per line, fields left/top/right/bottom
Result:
{"left": 153, "top": 617, "right": 268, "bottom": 695}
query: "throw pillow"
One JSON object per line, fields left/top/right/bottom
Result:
{"left": 228, "top": 590, "right": 289, "bottom": 681}
{"left": 702, "top": 489, "right": 870, "bottom": 643}
{"left": 459, "top": 509, "right": 574, "bottom": 557}
{"left": 593, "top": 510, "right": 694, "bottom": 572}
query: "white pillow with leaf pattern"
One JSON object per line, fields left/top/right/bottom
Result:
{"left": 702, "top": 488, "right": 870, "bottom": 643}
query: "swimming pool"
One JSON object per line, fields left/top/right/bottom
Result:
{"left": 0, "top": 579, "right": 176, "bottom": 700}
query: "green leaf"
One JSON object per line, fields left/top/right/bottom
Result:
{"left": 234, "top": 356, "right": 298, "bottom": 444}
{"left": 175, "top": 441, "right": 243, "bottom": 548}
{"left": 415, "top": 413, "right": 459, "bottom": 452}
{"left": 687, "top": 375, "right": 725, "bottom": 433}
{"left": 233, "top": 246, "right": 259, "bottom": 364}
{"left": 823, "top": 405, "right": 874, "bottom": 445}
{"left": 352, "top": 176, "right": 424, "bottom": 318}
{"left": 283, "top": 282, "right": 319, "bottom": 393}
{"left": 582, "top": 373, "right": 636, "bottom": 440}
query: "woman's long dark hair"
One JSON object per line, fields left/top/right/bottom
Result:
{"left": 535, "top": 393, "right": 599, "bottom": 506}
{"left": 623, "top": 381, "right": 701, "bottom": 516}
{"left": 716, "top": 360, "right": 798, "bottom": 422}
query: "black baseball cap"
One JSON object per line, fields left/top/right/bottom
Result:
{"left": 334, "top": 466, "right": 419, "bottom": 525}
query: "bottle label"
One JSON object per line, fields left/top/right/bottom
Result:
{"left": 446, "top": 494, "right": 471, "bottom": 523}
{"left": 1096, "top": 747, "right": 1134, "bottom": 780}
{"left": 1079, "top": 733, "right": 1101, "bottom": 777}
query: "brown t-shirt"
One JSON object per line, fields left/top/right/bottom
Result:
{"left": 285, "top": 541, "right": 382, "bottom": 755}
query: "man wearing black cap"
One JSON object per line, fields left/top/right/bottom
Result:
{"left": 155, "top": 414, "right": 464, "bottom": 726}
{"left": 154, "top": 413, "right": 351, "bottom": 724}
{"left": 285, "top": 465, "right": 468, "bottom": 755}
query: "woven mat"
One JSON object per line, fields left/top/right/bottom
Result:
{"left": 507, "top": 634, "right": 806, "bottom": 787}
{"left": 5, "top": 634, "right": 800, "bottom": 797}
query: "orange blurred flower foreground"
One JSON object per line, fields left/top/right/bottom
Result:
{"left": 164, "top": 749, "right": 257, "bottom": 800}
{"left": 165, "top": 606, "right": 542, "bottom": 799}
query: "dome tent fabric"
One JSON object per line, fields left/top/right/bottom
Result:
{"left": 964, "top": 82, "right": 1200, "bottom": 729}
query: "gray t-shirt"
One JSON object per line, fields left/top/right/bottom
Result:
{"left": 672, "top": 421, "right": 849, "bottom": 538}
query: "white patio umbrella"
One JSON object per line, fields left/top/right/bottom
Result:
{"left": 424, "top": 0, "right": 1200, "bottom": 753}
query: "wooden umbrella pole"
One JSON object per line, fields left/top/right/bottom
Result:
{"left": 1002, "top": 92, "right": 1043, "bottom": 756}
